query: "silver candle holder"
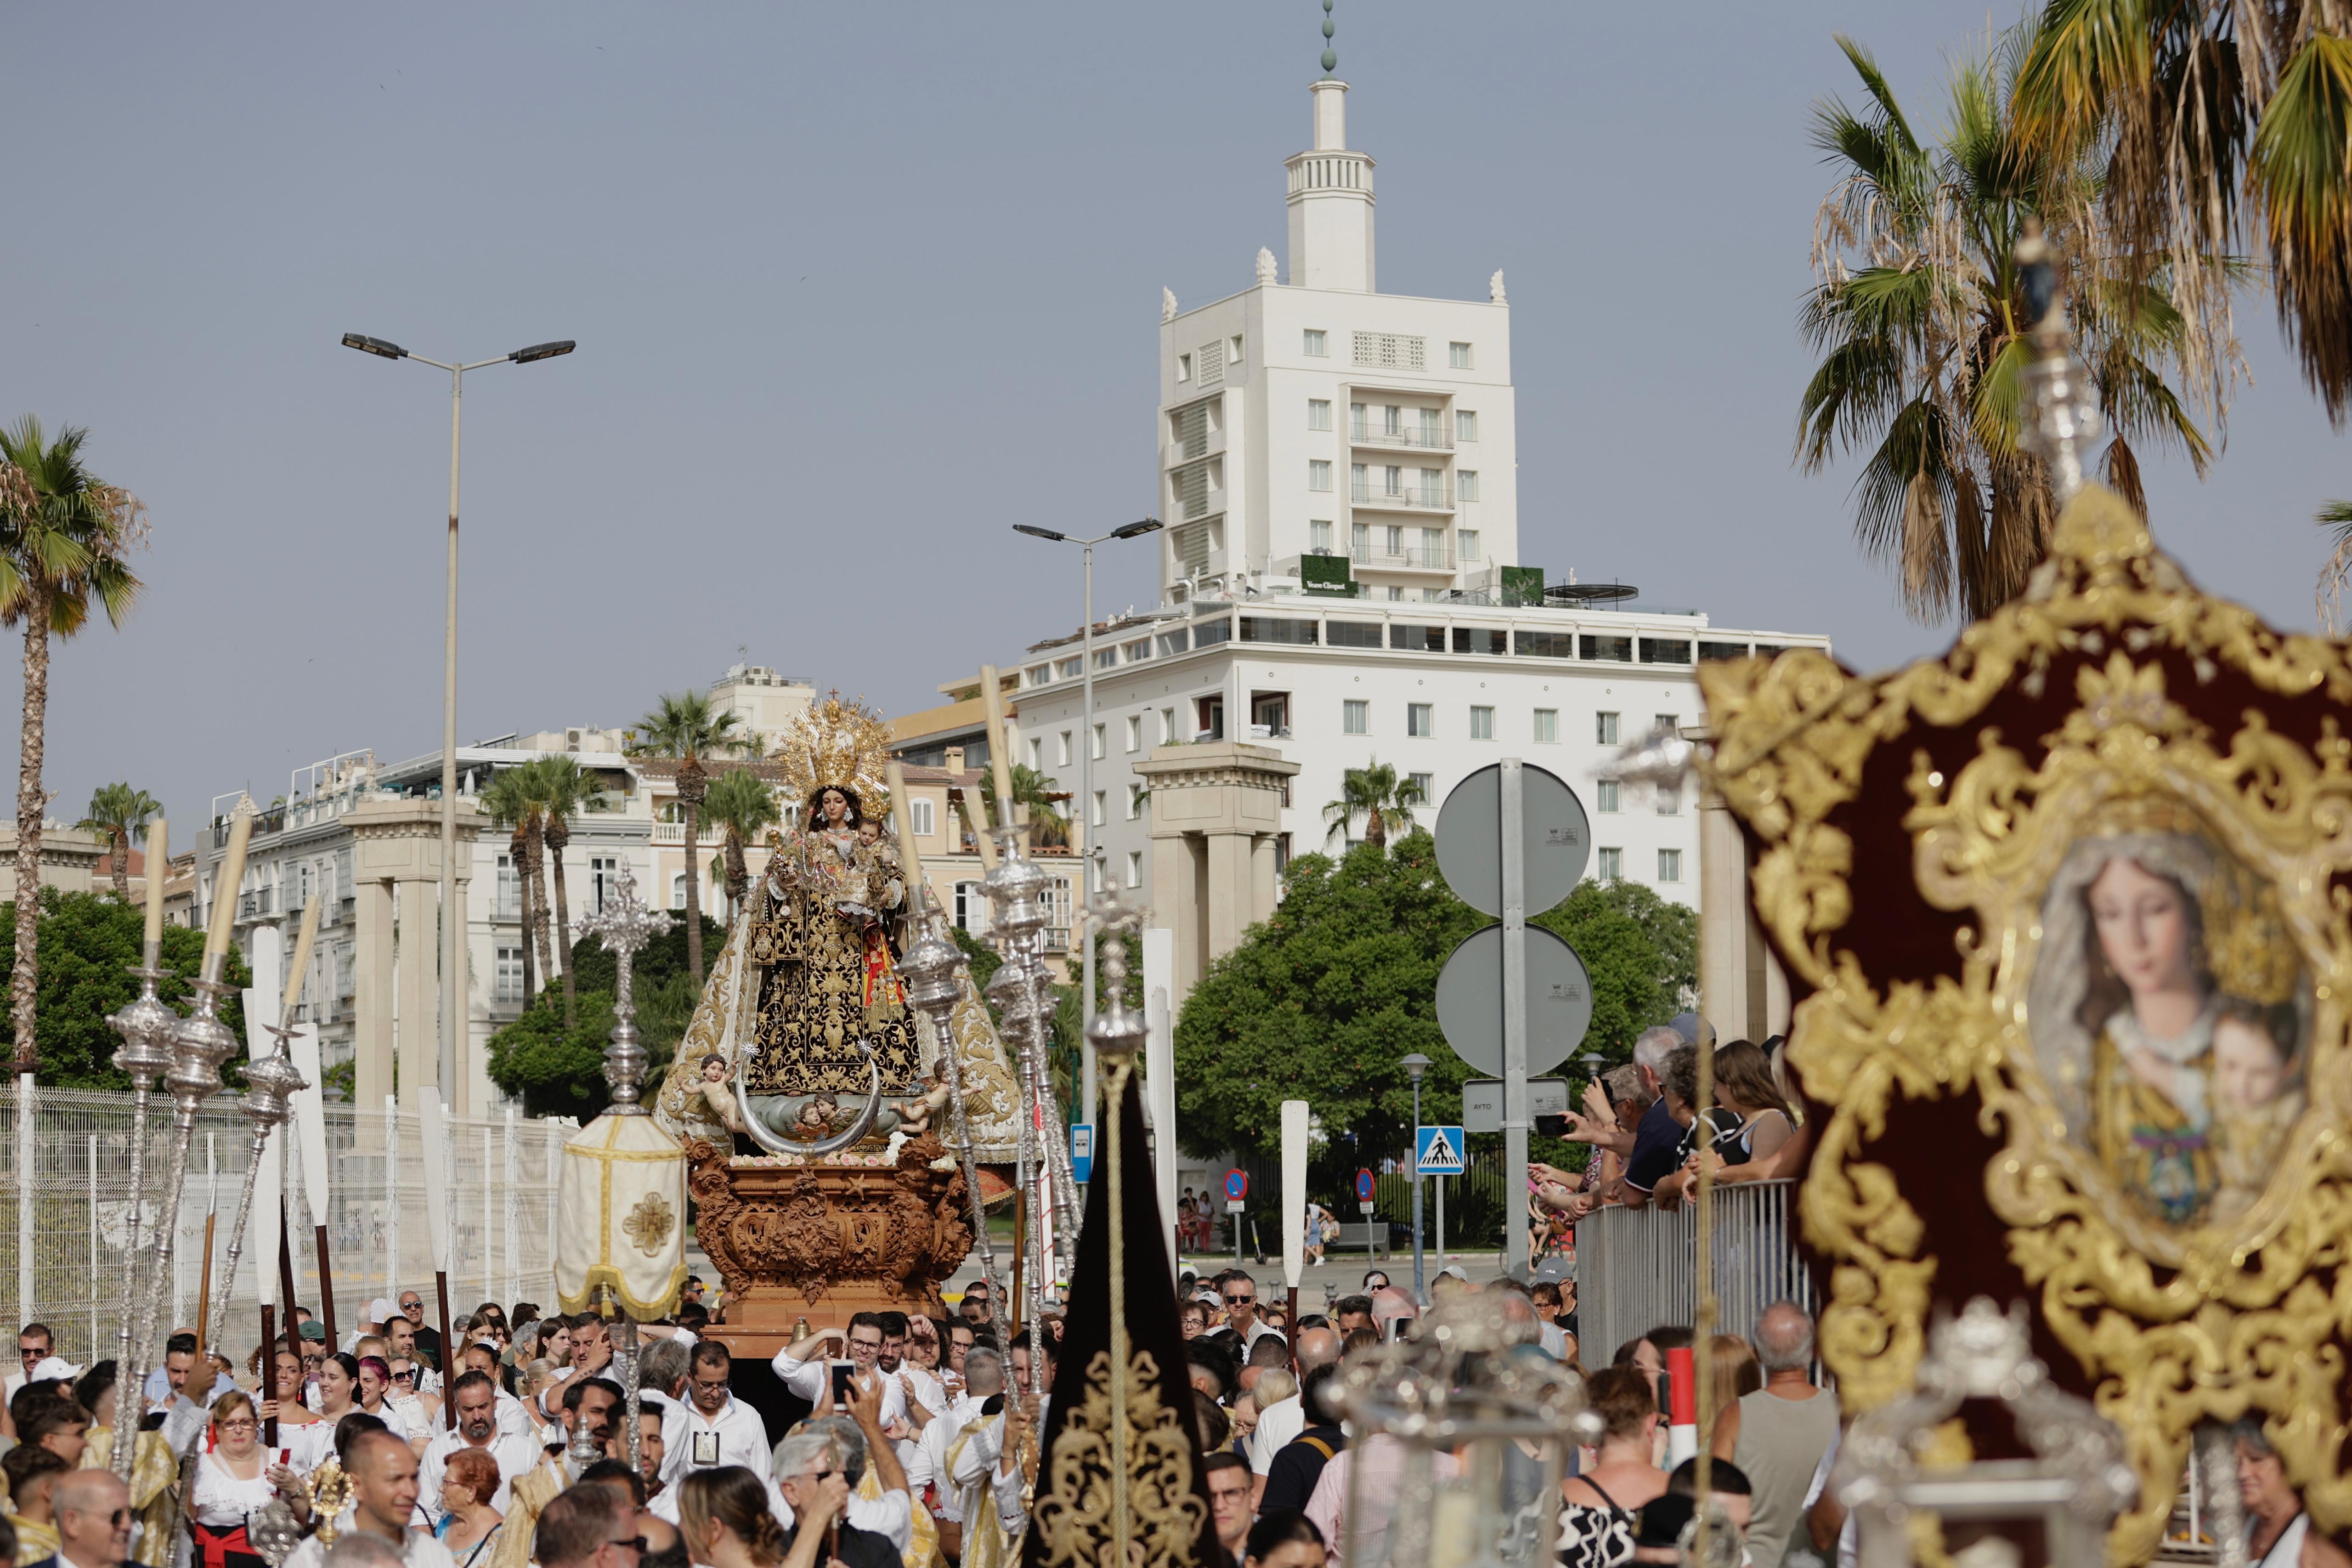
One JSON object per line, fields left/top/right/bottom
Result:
{"left": 129, "top": 959, "right": 240, "bottom": 1417}
{"left": 899, "top": 889, "right": 1016, "bottom": 1354}
{"left": 104, "top": 943, "right": 176, "bottom": 1482}
{"left": 577, "top": 862, "right": 672, "bottom": 1469}
{"left": 208, "top": 1025, "right": 310, "bottom": 1346}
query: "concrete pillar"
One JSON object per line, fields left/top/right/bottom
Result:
{"left": 450, "top": 876, "right": 480, "bottom": 1116}
{"left": 1250, "top": 835, "right": 1278, "bottom": 925}
{"left": 1206, "top": 833, "right": 1249, "bottom": 960}
{"left": 1699, "top": 784, "right": 1790, "bottom": 1044}
{"left": 354, "top": 878, "right": 396, "bottom": 1105}
{"left": 1152, "top": 832, "right": 1198, "bottom": 997}
{"left": 396, "top": 879, "right": 435, "bottom": 1109}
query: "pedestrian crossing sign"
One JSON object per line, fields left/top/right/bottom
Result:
{"left": 1416, "top": 1125, "right": 1467, "bottom": 1174}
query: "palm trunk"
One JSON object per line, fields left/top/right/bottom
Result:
{"left": 724, "top": 829, "right": 748, "bottom": 923}
{"left": 526, "top": 814, "right": 556, "bottom": 1000}
{"left": 544, "top": 814, "right": 576, "bottom": 1032}
{"left": 510, "top": 823, "right": 536, "bottom": 1006}
{"left": 110, "top": 828, "right": 131, "bottom": 902}
{"left": 1366, "top": 808, "right": 1387, "bottom": 850}
{"left": 12, "top": 599, "right": 49, "bottom": 1071}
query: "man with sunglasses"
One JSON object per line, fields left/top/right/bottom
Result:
{"left": 35, "top": 1469, "right": 131, "bottom": 1568}
{"left": 398, "top": 1293, "right": 443, "bottom": 1372}
{"left": 1220, "top": 1272, "right": 1285, "bottom": 1357}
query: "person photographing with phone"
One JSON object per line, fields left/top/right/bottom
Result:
{"left": 769, "top": 1319, "right": 907, "bottom": 1427}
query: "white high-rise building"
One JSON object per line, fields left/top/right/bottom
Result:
{"left": 1158, "top": 78, "right": 1516, "bottom": 605}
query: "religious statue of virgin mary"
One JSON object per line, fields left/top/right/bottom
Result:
{"left": 652, "top": 694, "right": 1022, "bottom": 1161}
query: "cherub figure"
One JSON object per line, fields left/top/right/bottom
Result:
{"left": 2207, "top": 1000, "right": 2304, "bottom": 1225}
{"left": 695, "top": 1052, "right": 749, "bottom": 1135}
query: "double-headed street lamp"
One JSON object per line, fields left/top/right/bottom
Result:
{"left": 340, "top": 333, "right": 576, "bottom": 1104}
{"left": 1011, "top": 517, "right": 1163, "bottom": 1127}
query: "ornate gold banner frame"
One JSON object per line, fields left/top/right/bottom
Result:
{"left": 1701, "top": 486, "right": 2352, "bottom": 1562}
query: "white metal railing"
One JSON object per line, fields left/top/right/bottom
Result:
{"left": 1351, "top": 482, "right": 1454, "bottom": 510}
{"left": 1577, "top": 1179, "right": 1815, "bottom": 1360}
{"left": 651, "top": 822, "right": 718, "bottom": 845}
{"left": 1352, "top": 546, "right": 1455, "bottom": 572}
{"left": 0, "top": 1084, "right": 571, "bottom": 1366}
{"left": 1349, "top": 423, "right": 1452, "bottom": 452}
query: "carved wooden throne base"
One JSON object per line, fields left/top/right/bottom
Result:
{"left": 685, "top": 1134, "right": 972, "bottom": 1358}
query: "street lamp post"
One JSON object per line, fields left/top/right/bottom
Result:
{"left": 1401, "top": 1052, "right": 1431, "bottom": 1302}
{"left": 340, "top": 333, "right": 575, "bottom": 1105}
{"left": 1011, "top": 518, "right": 1161, "bottom": 1130}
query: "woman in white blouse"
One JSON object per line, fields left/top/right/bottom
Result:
{"left": 187, "top": 1391, "right": 310, "bottom": 1568}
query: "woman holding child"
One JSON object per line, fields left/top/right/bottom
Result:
{"left": 2030, "top": 809, "right": 2306, "bottom": 1228}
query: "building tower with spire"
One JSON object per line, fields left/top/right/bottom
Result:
{"left": 1157, "top": 42, "right": 1517, "bottom": 605}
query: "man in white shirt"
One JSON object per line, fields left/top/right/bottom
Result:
{"left": 769, "top": 1317, "right": 907, "bottom": 1426}
{"left": 3, "top": 1322, "right": 51, "bottom": 1412}
{"left": 1250, "top": 1325, "right": 1339, "bottom": 1508}
{"left": 657, "top": 1342, "right": 773, "bottom": 1489}
{"left": 919, "top": 1345, "right": 1006, "bottom": 1551}
{"left": 455, "top": 1341, "right": 534, "bottom": 1441}
{"left": 417, "top": 1372, "right": 543, "bottom": 1524}
{"left": 875, "top": 1312, "right": 948, "bottom": 1426}
{"left": 1219, "top": 1272, "right": 1286, "bottom": 1359}
{"left": 284, "top": 1428, "right": 459, "bottom": 1568}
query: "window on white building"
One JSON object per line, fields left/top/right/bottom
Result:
{"left": 1659, "top": 849, "right": 1683, "bottom": 882}
{"left": 496, "top": 855, "right": 521, "bottom": 921}
{"left": 1598, "top": 848, "right": 1623, "bottom": 881}
{"left": 1128, "top": 785, "right": 1146, "bottom": 820}
{"left": 1128, "top": 850, "right": 1144, "bottom": 885}
{"left": 671, "top": 872, "right": 689, "bottom": 911}
{"left": 1027, "top": 665, "right": 1050, "bottom": 687}
{"left": 1091, "top": 724, "right": 1106, "bottom": 760}
{"left": 1310, "top": 520, "right": 1333, "bottom": 554}
{"left": 954, "top": 881, "right": 985, "bottom": 932}
{"left": 1657, "top": 781, "right": 1681, "bottom": 815}
{"left": 1385, "top": 525, "right": 1403, "bottom": 555}
{"left": 1387, "top": 585, "right": 1404, "bottom": 600}
{"left": 1091, "top": 791, "right": 1106, "bottom": 827}
{"left": 1408, "top": 703, "right": 1434, "bottom": 737}
{"left": 1057, "top": 731, "right": 1072, "bottom": 766}
{"left": 1457, "top": 409, "right": 1478, "bottom": 442}
{"left": 1126, "top": 715, "right": 1143, "bottom": 752}
{"left": 1459, "top": 529, "right": 1480, "bottom": 560}
{"left": 1350, "top": 520, "right": 1369, "bottom": 557}
{"left": 1308, "top": 460, "right": 1332, "bottom": 492}
{"left": 1459, "top": 470, "right": 1480, "bottom": 502}
{"left": 1598, "top": 780, "right": 1621, "bottom": 813}
{"left": 1657, "top": 713, "right": 1679, "bottom": 734}
{"left": 589, "top": 855, "right": 619, "bottom": 914}
{"left": 1596, "top": 711, "right": 1621, "bottom": 745}
{"left": 1470, "top": 705, "right": 1495, "bottom": 740}
{"left": 1349, "top": 402, "right": 1366, "bottom": 434}
{"left": 1449, "top": 341, "right": 1473, "bottom": 368}
{"left": 1161, "top": 707, "right": 1178, "bottom": 744}
{"left": 1056, "top": 656, "right": 1083, "bottom": 679}
{"left": 1385, "top": 464, "right": 1403, "bottom": 496}
{"left": 1534, "top": 708, "right": 1558, "bottom": 744}
{"left": 910, "top": 798, "right": 935, "bottom": 837}
{"left": 494, "top": 946, "right": 525, "bottom": 1003}
{"left": 1307, "top": 398, "right": 1332, "bottom": 430}
{"left": 1410, "top": 772, "right": 1435, "bottom": 800}
{"left": 1028, "top": 737, "right": 1043, "bottom": 770}
{"left": 1343, "top": 699, "right": 1368, "bottom": 735}
{"left": 1304, "top": 329, "right": 1327, "bottom": 356}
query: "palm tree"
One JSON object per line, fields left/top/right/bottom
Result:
{"left": 2012, "top": 1, "right": 2352, "bottom": 424}
{"left": 977, "top": 764, "right": 1070, "bottom": 847}
{"left": 480, "top": 770, "right": 541, "bottom": 1006}
{"left": 2317, "top": 499, "right": 2352, "bottom": 630}
{"left": 629, "top": 692, "right": 744, "bottom": 987}
{"left": 77, "top": 782, "right": 161, "bottom": 902}
{"left": 1798, "top": 32, "right": 2224, "bottom": 621}
{"left": 0, "top": 420, "right": 145, "bottom": 1069}
{"left": 702, "top": 767, "right": 781, "bottom": 922}
{"left": 528, "top": 755, "right": 603, "bottom": 1032}
{"left": 1322, "top": 760, "right": 1426, "bottom": 850}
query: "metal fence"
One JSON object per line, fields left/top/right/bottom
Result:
{"left": 0, "top": 1084, "right": 571, "bottom": 1366}
{"left": 1578, "top": 1179, "right": 1815, "bottom": 1360}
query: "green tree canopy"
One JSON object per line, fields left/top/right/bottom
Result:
{"left": 1171, "top": 830, "right": 1696, "bottom": 1168}
{"left": 0, "top": 888, "right": 248, "bottom": 1087}
{"left": 486, "top": 915, "right": 725, "bottom": 1119}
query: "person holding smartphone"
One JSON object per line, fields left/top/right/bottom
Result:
{"left": 769, "top": 1319, "right": 908, "bottom": 1426}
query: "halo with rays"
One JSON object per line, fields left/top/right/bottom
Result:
{"left": 769, "top": 690, "right": 896, "bottom": 817}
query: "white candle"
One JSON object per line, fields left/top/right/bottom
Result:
{"left": 141, "top": 817, "right": 167, "bottom": 953}
{"left": 978, "top": 664, "right": 1016, "bottom": 830}
{"left": 204, "top": 807, "right": 253, "bottom": 965}
{"left": 279, "top": 893, "right": 322, "bottom": 1029}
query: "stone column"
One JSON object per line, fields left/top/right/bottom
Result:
{"left": 451, "top": 874, "right": 480, "bottom": 1117}
{"left": 1132, "top": 742, "right": 1300, "bottom": 1013}
{"left": 354, "top": 878, "right": 396, "bottom": 1105}
{"left": 1699, "top": 781, "right": 1788, "bottom": 1043}
{"left": 1250, "top": 835, "right": 1278, "bottom": 925}
{"left": 395, "top": 878, "right": 435, "bottom": 1109}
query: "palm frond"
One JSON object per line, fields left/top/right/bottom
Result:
{"left": 2316, "top": 499, "right": 2352, "bottom": 632}
{"left": 2250, "top": 33, "right": 2352, "bottom": 423}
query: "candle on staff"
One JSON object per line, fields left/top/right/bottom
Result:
{"left": 884, "top": 763, "right": 925, "bottom": 884}
{"left": 141, "top": 817, "right": 168, "bottom": 954}
{"left": 278, "top": 893, "right": 322, "bottom": 1031}
{"left": 203, "top": 806, "right": 254, "bottom": 969}
{"left": 977, "top": 664, "right": 1016, "bottom": 831}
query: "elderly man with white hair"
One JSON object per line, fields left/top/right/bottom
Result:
{"left": 1712, "top": 1301, "right": 1837, "bottom": 1568}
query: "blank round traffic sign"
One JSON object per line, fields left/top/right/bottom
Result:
{"left": 1434, "top": 923, "right": 1594, "bottom": 1077}
{"left": 1434, "top": 762, "right": 1590, "bottom": 918}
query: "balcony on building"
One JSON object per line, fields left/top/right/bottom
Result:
{"left": 1347, "top": 418, "right": 1452, "bottom": 453}
{"left": 1351, "top": 543, "right": 1456, "bottom": 574}
{"left": 1349, "top": 480, "right": 1454, "bottom": 514}
{"left": 1162, "top": 421, "right": 1228, "bottom": 470}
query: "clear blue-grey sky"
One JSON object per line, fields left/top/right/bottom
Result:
{"left": 5, "top": 2, "right": 2343, "bottom": 835}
